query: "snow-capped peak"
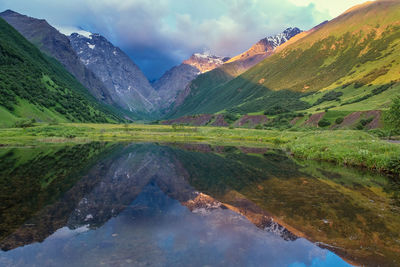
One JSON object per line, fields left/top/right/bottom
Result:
{"left": 262, "top": 27, "right": 302, "bottom": 49}
{"left": 183, "top": 52, "right": 230, "bottom": 73}
{"left": 56, "top": 25, "right": 93, "bottom": 39}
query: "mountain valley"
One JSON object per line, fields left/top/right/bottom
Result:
{"left": 2, "top": 1, "right": 399, "bottom": 128}
{"left": 1, "top": 1, "right": 400, "bottom": 266}
{"left": 167, "top": 0, "right": 400, "bottom": 131}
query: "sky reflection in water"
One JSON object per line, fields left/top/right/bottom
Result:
{"left": 2, "top": 142, "right": 388, "bottom": 266}
{"left": 1, "top": 183, "right": 349, "bottom": 267}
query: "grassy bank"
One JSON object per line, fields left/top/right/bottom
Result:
{"left": 0, "top": 123, "right": 399, "bottom": 176}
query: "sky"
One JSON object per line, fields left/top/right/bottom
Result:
{"left": 0, "top": 0, "right": 368, "bottom": 80}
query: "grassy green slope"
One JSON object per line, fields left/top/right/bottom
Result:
{"left": 0, "top": 18, "right": 123, "bottom": 126}
{"left": 170, "top": 0, "right": 400, "bottom": 118}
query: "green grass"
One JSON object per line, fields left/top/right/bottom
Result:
{"left": 320, "top": 110, "right": 352, "bottom": 125}
{"left": 0, "top": 106, "right": 18, "bottom": 128}
{"left": 0, "top": 17, "right": 122, "bottom": 124}
{"left": 169, "top": 2, "right": 400, "bottom": 118}
{"left": 0, "top": 123, "right": 399, "bottom": 176}
{"left": 301, "top": 82, "right": 400, "bottom": 113}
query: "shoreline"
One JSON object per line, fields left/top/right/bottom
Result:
{"left": 0, "top": 123, "right": 399, "bottom": 178}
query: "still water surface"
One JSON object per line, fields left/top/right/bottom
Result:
{"left": 0, "top": 143, "right": 399, "bottom": 266}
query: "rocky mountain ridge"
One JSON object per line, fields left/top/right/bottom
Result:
{"left": 227, "top": 27, "right": 302, "bottom": 66}
{"left": 0, "top": 10, "right": 114, "bottom": 105}
{"left": 183, "top": 53, "right": 230, "bottom": 73}
{"left": 0, "top": 9, "right": 304, "bottom": 120}
{"left": 170, "top": 0, "right": 400, "bottom": 118}
{"left": 0, "top": 15, "right": 122, "bottom": 124}
{"left": 167, "top": 27, "right": 303, "bottom": 116}
{"left": 153, "top": 52, "right": 229, "bottom": 111}
{"left": 69, "top": 33, "right": 159, "bottom": 114}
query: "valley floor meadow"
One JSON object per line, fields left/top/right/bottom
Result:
{"left": 1, "top": 123, "right": 399, "bottom": 177}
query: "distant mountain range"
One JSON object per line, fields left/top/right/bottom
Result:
{"left": 167, "top": 27, "right": 303, "bottom": 116}
{"left": 183, "top": 53, "right": 230, "bottom": 73}
{"left": 0, "top": 10, "right": 161, "bottom": 118}
{"left": 153, "top": 53, "right": 229, "bottom": 111}
{"left": 169, "top": 0, "right": 400, "bottom": 119}
{"left": 0, "top": 0, "right": 399, "bottom": 126}
{"left": 153, "top": 29, "right": 301, "bottom": 114}
{"left": 226, "top": 27, "right": 302, "bottom": 70}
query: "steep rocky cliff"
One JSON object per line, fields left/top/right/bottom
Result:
{"left": 0, "top": 10, "right": 114, "bottom": 104}
{"left": 69, "top": 33, "right": 159, "bottom": 114}
{"left": 153, "top": 53, "right": 229, "bottom": 111}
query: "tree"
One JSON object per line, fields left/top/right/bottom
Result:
{"left": 318, "top": 119, "right": 331, "bottom": 127}
{"left": 385, "top": 96, "right": 400, "bottom": 138}
{"left": 335, "top": 117, "right": 344, "bottom": 125}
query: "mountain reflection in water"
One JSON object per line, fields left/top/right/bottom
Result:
{"left": 0, "top": 142, "right": 399, "bottom": 266}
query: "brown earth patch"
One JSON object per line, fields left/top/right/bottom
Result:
{"left": 337, "top": 112, "right": 362, "bottom": 128}
{"left": 290, "top": 117, "right": 302, "bottom": 125}
{"left": 303, "top": 112, "right": 325, "bottom": 127}
{"left": 335, "top": 110, "right": 382, "bottom": 129}
{"left": 234, "top": 115, "right": 269, "bottom": 128}
{"left": 211, "top": 114, "right": 229, "bottom": 127}
{"left": 162, "top": 114, "right": 214, "bottom": 126}
{"left": 365, "top": 110, "right": 382, "bottom": 129}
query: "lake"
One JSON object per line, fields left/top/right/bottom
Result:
{"left": 0, "top": 142, "right": 399, "bottom": 266}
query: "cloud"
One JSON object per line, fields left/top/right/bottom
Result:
{"left": 0, "top": 0, "right": 365, "bottom": 79}
{"left": 288, "top": 0, "right": 368, "bottom": 17}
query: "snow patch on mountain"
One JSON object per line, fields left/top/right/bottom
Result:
{"left": 69, "top": 32, "right": 159, "bottom": 113}
{"left": 183, "top": 53, "right": 230, "bottom": 73}
{"left": 56, "top": 25, "right": 93, "bottom": 39}
{"left": 262, "top": 27, "right": 302, "bottom": 49}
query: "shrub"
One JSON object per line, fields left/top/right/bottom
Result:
{"left": 356, "top": 124, "right": 364, "bottom": 130}
{"left": 273, "top": 138, "right": 285, "bottom": 145}
{"left": 360, "top": 118, "right": 373, "bottom": 126}
{"left": 335, "top": 117, "right": 344, "bottom": 124}
{"left": 368, "top": 129, "right": 387, "bottom": 138}
{"left": 255, "top": 124, "right": 263, "bottom": 130}
{"left": 387, "top": 157, "right": 400, "bottom": 174}
{"left": 354, "top": 82, "right": 365, "bottom": 88}
{"left": 318, "top": 119, "right": 331, "bottom": 127}
{"left": 341, "top": 82, "right": 395, "bottom": 106}
{"left": 172, "top": 124, "right": 185, "bottom": 131}
{"left": 14, "top": 119, "right": 35, "bottom": 128}
{"left": 385, "top": 96, "right": 400, "bottom": 132}
{"left": 314, "top": 91, "right": 343, "bottom": 106}
{"left": 224, "top": 113, "right": 239, "bottom": 123}
{"left": 264, "top": 105, "right": 291, "bottom": 115}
